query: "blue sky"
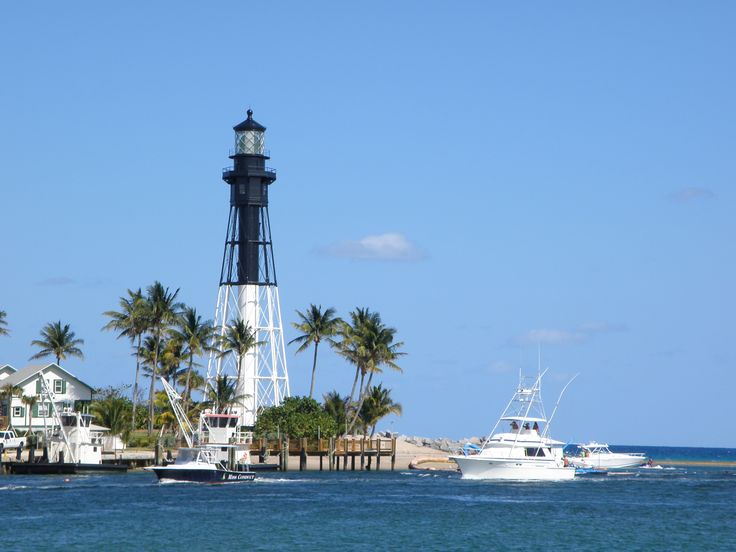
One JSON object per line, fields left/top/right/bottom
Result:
{"left": 1, "top": 2, "right": 734, "bottom": 447}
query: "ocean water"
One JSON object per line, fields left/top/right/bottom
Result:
{"left": 1, "top": 447, "right": 734, "bottom": 551}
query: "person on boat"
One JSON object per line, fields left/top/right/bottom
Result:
{"left": 532, "top": 422, "right": 540, "bottom": 433}
{"left": 511, "top": 421, "right": 519, "bottom": 431}
{"left": 523, "top": 423, "right": 530, "bottom": 431}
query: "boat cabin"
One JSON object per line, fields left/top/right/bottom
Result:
{"left": 176, "top": 447, "right": 219, "bottom": 466}
{"left": 60, "top": 412, "right": 94, "bottom": 428}
{"left": 196, "top": 412, "right": 251, "bottom": 447}
{"left": 48, "top": 409, "right": 106, "bottom": 464}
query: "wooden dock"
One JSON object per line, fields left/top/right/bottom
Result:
{"left": 253, "top": 436, "right": 398, "bottom": 471}
{"left": 1, "top": 437, "right": 399, "bottom": 473}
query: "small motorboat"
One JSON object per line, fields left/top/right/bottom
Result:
{"left": 566, "top": 442, "right": 648, "bottom": 469}
{"left": 147, "top": 447, "right": 255, "bottom": 483}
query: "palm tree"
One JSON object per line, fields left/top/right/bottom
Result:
{"left": 359, "top": 384, "right": 402, "bottom": 437}
{"left": 0, "top": 310, "right": 9, "bottom": 337}
{"left": 159, "top": 337, "right": 185, "bottom": 388}
{"left": 322, "top": 390, "right": 348, "bottom": 435}
{"left": 102, "top": 288, "right": 150, "bottom": 431}
{"left": 333, "top": 308, "right": 404, "bottom": 433}
{"left": 29, "top": 321, "right": 85, "bottom": 365}
{"left": 21, "top": 395, "right": 38, "bottom": 435}
{"left": 170, "top": 307, "right": 216, "bottom": 414}
{"left": 289, "top": 305, "right": 341, "bottom": 399}
{"left": 333, "top": 308, "right": 372, "bottom": 409}
{"left": 217, "top": 318, "right": 262, "bottom": 412}
{"left": 90, "top": 395, "right": 131, "bottom": 438}
{"left": 177, "top": 369, "right": 205, "bottom": 418}
{"left": 143, "top": 282, "right": 182, "bottom": 434}
{"left": 206, "top": 375, "right": 248, "bottom": 414}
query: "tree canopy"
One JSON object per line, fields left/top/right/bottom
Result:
{"left": 254, "top": 396, "right": 337, "bottom": 439}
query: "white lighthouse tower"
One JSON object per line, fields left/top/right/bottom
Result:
{"left": 206, "top": 109, "right": 290, "bottom": 427}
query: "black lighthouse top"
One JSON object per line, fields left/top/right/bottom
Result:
{"left": 220, "top": 109, "right": 278, "bottom": 287}
{"left": 234, "top": 109, "right": 266, "bottom": 132}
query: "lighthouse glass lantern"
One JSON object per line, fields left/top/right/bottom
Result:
{"left": 234, "top": 109, "right": 265, "bottom": 155}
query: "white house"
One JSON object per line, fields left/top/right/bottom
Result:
{"left": 0, "top": 363, "right": 94, "bottom": 432}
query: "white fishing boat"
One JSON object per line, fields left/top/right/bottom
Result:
{"left": 450, "top": 370, "right": 576, "bottom": 481}
{"left": 8, "top": 373, "right": 127, "bottom": 474}
{"left": 566, "top": 442, "right": 648, "bottom": 469}
{"left": 148, "top": 446, "right": 256, "bottom": 483}
{"left": 146, "top": 378, "right": 256, "bottom": 483}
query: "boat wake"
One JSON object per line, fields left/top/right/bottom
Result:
{"left": 0, "top": 484, "right": 29, "bottom": 491}
{"left": 254, "top": 477, "right": 311, "bottom": 484}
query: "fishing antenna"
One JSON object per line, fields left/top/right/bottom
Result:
{"left": 543, "top": 373, "right": 579, "bottom": 438}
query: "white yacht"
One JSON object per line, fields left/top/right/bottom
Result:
{"left": 450, "top": 371, "right": 575, "bottom": 481}
{"left": 566, "top": 442, "right": 648, "bottom": 469}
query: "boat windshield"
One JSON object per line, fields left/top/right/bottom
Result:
{"left": 177, "top": 449, "right": 200, "bottom": 463}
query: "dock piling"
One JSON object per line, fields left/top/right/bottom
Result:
{"left": 299, "top": 438, "right": 307, "bottom": 471}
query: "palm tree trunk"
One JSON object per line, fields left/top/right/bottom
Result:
{"left": 344, "top": 367, "right": 361, "bottom": 434}
{"left": 184, "top": 354, "right": 194, "bottom": 416}
{"left": 309, "top": 342, "right": 319, "bottom": 399}
{"left": 148, "top": 330, "right": 160, "bottom": 435}
{"left": 131, "top": 334, "right": 141, "bottom": 431}
{"left": 347, "top": 367, "right": 360, "bottom": 405}
{"left": 347, "top": 370, "right": 374, "bottom": 434}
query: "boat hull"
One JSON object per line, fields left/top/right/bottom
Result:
{"left": 451, "top": 456, "right": 575, "bottom": 481}
{"left": 149, "top": 467, "right": 256, "bottom": 483}
{"left": 6, "top": 462, "right": 128, "bottom": 475}
{"left": 568, "top": 455, "right": 646, "bottom": 470}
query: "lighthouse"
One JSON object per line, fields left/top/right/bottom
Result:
{"left": 207, "top": 109, "right": 290, "bottom": 427}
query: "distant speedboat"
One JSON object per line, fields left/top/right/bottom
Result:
{"left": 147, "top": 447, "right": 255, "bottom": 483}
{"left": 566, "top": 442, "right": 647, "bottom": 469}
{"left": 449, "top": 370, "right": 576, "bottom": 481}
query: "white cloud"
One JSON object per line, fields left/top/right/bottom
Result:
{"left": 577, "top": 322, "right": 628, "bottom": 335}
{"left": 321, "top": 232, "right": 425, "bottom": 261}
{"left": 667, "top": 187, "right": 716, "bottom": 202}
{"left": 519, "top": 329, "right": 586, "bottom": 346}
{"left": 514, "top": 322, "right": 627, "bottom": 347}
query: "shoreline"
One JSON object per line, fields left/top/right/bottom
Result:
{"left": 5, "top": 438, "right": 734, "bottom": 473}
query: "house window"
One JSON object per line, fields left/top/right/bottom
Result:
{"left": 13, "top": 406, "right": 23, "bottom": 418}
{"left": 38, "top": 404, "right": 50, "bottom": 417}
{"left": 54, "top": 380, "right": 64, "bottom": 394}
